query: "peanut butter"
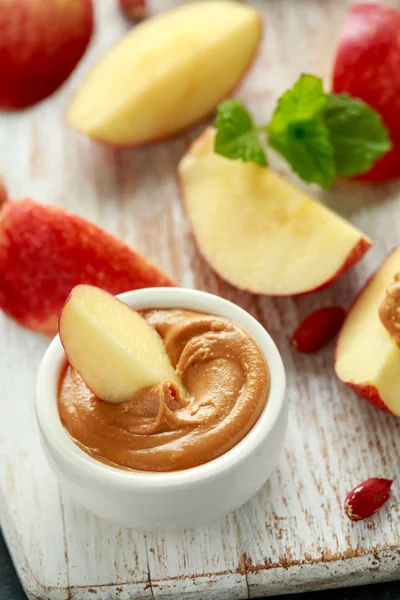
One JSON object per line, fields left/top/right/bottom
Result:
{"left": 379, "top": 273, "right": 400, "bottom": 347}
{"left": 58, "top": 309, "right": 270, "bottom": 472}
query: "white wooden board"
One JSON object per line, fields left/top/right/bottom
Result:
{"left": 1, "top": 1, "right": 400, "bottom": 598}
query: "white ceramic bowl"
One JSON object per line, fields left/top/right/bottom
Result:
{"left": 36, "top": 288, "right": 287, "bottom": 530}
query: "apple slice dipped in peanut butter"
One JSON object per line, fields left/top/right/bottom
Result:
{"left": 59, "top": 285, "right": 184, "bottom": 404}
{"left": 58, "top": 292, "right": 270, "bottom": 471}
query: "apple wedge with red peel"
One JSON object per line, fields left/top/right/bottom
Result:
{"left": 0, "top": 200, "right": 175, "bottom": 336}
{"left": 178, "top": 128, "right": 371, "bottom": 296}
{"left": 332, "top": 3, "right": 400, "bottom": 181}
{"left": 335, "top": 248, "right": 400, "bottom": 416}
{"left": 59, "top": 285, "right": 183, "bottom": 404}
{"left": 68, "top": 1, "right": 261, "bottom": 146}
{"left": 0, "top": 0, "right": 93, "bottom": 110}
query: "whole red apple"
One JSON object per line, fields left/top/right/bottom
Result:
{"left": 332, "top": 3, "right": 400, "bottom": 181}
{"left": 0, "top": 0, "right": 94, "bottom": 110}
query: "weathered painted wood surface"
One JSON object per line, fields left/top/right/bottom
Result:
{"left": 1, "top": 1, "right": 400, "bottom": 598}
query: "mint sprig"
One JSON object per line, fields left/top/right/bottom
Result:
{"left": 214, "top": 74, "right": 391, "bottom": 188}
{"left": 269, "top": 74, "right": 327, "bottom": 131}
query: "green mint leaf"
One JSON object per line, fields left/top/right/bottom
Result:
{"left": 322, "top": 94, "right": 392, "bottom": 177}
{"left": 269, "top": 120, "right": 335, "bottom": 188}
{"left": 268, "top": 74, "right": 334, "bottom": 187}
{"left": 269, "top": 74, "right": 327, "bottom": 134}
{"left": 214, "top": 99, "right": 267, "bottom": 166}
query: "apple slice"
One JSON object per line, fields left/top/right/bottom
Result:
{"left": 0, "top": 199, "right": 175, "bottom": 336}
{"left": 335, "top": 248, "right": 400, "bottom": 416}
{"left": 332, "top": 3, "right": 400, "bottom": 181}
{"left": 59, "top": 285, "right": 183, "bottom": 404}
{"left": 68, "top": 1, "right": 261, "bottom": 145}
{"left": 0, "top": 0, "right": 93, "bottom": 110}
{"left": 178, "top": 128, "right": 371, "bottom": 296}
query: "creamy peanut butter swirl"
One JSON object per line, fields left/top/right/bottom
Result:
{"left": 58, "top": 309, "right": 270, "bottom": 472}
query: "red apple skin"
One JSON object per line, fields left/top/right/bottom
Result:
{"left": 0, "top": 199, "right": 176, "bottom": 336}
{"left": 307, "top": 238, "right": 371, "bottom": 296}
{"left": 0, "top": 0, "right": 94, "bottom": 110}
{"left": 355, "top": 139, "right": 400, "bottom": 182}
{"left": 345, "top": 381, "right": 393, "bottom": 415}
{"left": 332, "top": 3, "right": 400, "bottom": 181}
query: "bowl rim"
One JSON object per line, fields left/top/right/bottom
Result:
{"left": 35, "top": 287, "right": 286, "bottom": 490}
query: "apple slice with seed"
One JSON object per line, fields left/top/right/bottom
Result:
{"left": 291, "top": 307, "right": 346, "bottom": 353}
{"left": 59, "top": 285, "right": 184, "bottom": 404}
